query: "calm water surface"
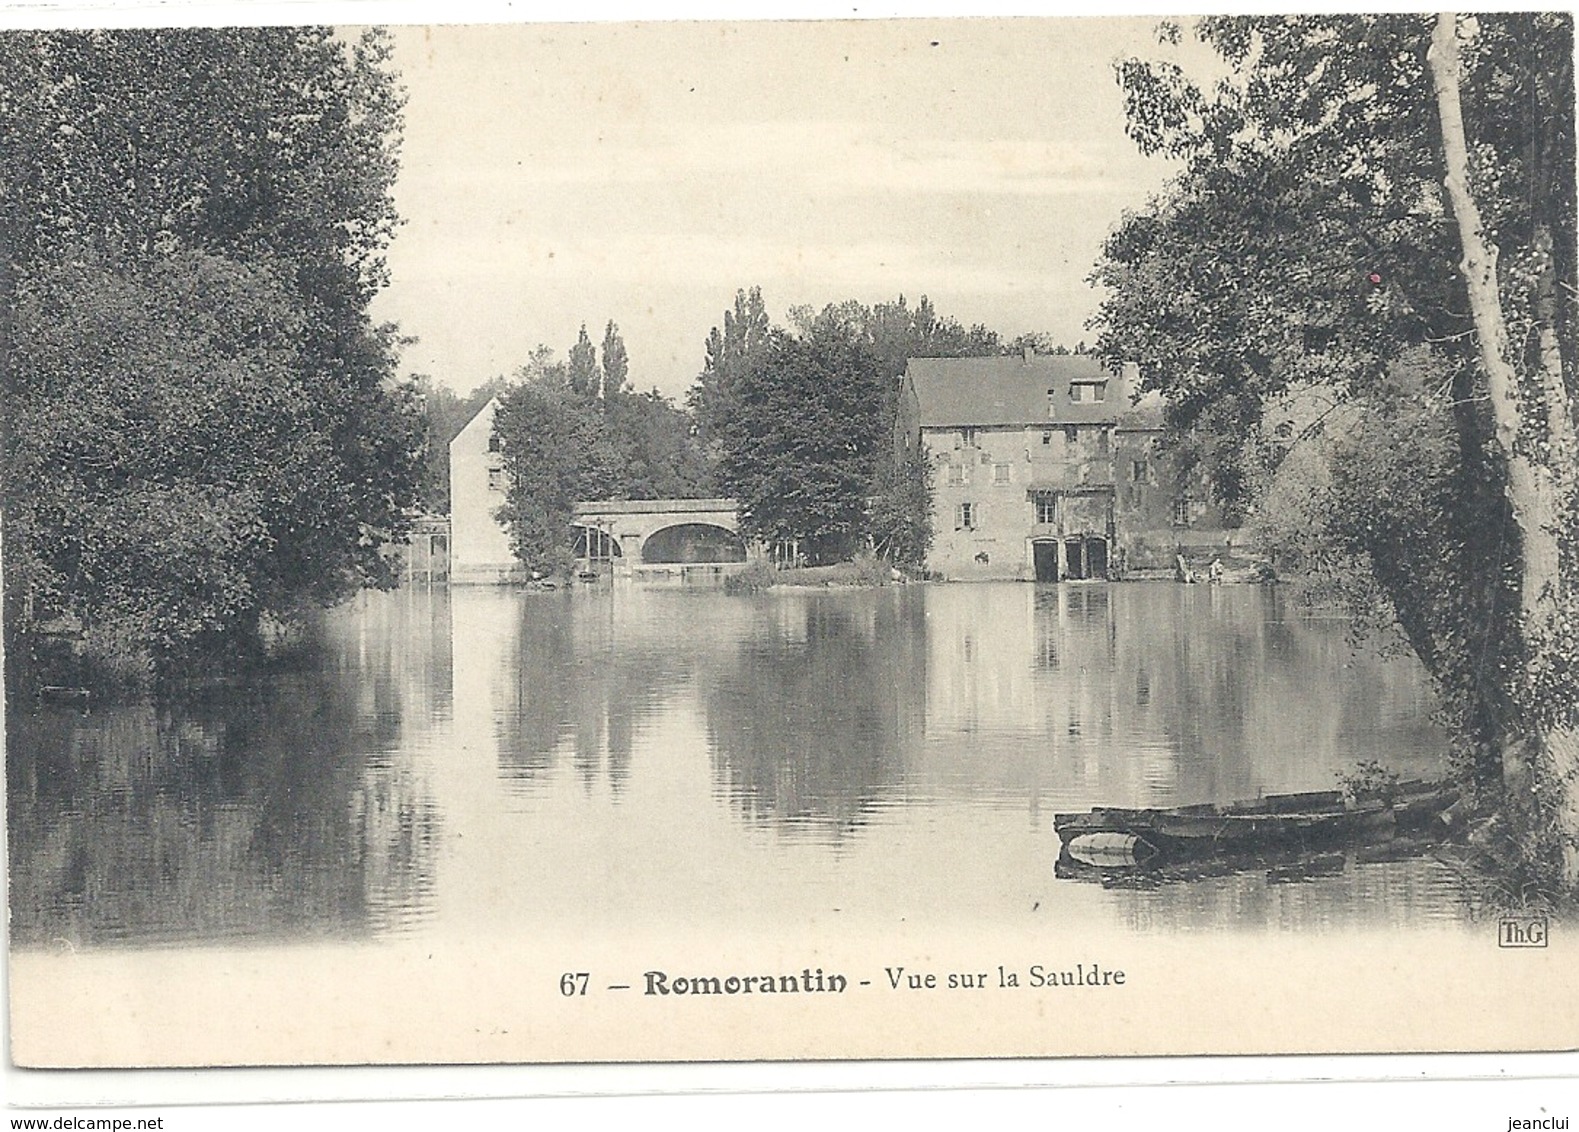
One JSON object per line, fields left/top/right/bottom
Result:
{"left": 8, "top": 582, "right": 1488, "bottom": 948}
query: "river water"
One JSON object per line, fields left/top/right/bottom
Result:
{"left": 7, "top": 581, "right": 1488, "bottom": 950}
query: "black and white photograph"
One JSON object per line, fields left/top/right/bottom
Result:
{"left": 4, "top": 4, "right": 1578, "bottom": 1118}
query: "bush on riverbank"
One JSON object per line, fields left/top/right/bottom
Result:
{"left": 723, "top": 559, "right": 779, "bottom": 594}
{"left": 723, "top": 550, "right": 900, "bottom": 594}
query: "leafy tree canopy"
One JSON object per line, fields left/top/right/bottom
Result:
{"left": 491, "top": 326, "right": 712, "bottom": 575}
{"left": 697, "top": 290, "right": 1021, "bottom": 568}
{"left": 1, "top": 28, "right": 422, "bottom": 674}
{"left": 719, "top": 322, "right": 886, "bottom": 564}
{"left": 1092, "top": 14, "right": 1579, "bottom": 888}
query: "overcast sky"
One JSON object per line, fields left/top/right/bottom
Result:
{"left": 370, "top": 17, "right": 1195, "bottom": 399}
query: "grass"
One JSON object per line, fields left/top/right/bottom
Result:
{"left": 723, "top": 551, "right": 899, "bottom": 594}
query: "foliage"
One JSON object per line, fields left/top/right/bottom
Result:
{"left": 1092, "top": 14, "right": 1579, "bottom": 882}
{"left": 699, "top": 290, "right": 1003, "bottom": 567}
{"left": 788, "top": 296, "right": 1005, "bottom": 564}
{"left": 603, "top": 389, "right": 715, "bottom": 500}
{"left": 0, "top": 28, "right": 420, "bottom": 672}
{"left": 1335, "top": 760, "right": 1403, "bottom": 804}
{"left": 717, "top": 323, "right": 884, "bottom": 564}
{"left": 492, "top": 383, "right": 614, "bottom": 576}
{"left": 689, "top": 287, "right": 772, "bottom": 455}
{"left": 600, "top": 320, "right": 629, "bottom": 400}
{"left": 567, "top": 324, "right": 600, "bottom": 397}
{"left": 414, "top": 377, "right": 507, "bottom": 514}
{"left": 491, "top": 326, "right": 712, "bottom": 575}
{"left": 867, "top": 442, "right": 933, "bottom": 571}
{"left": 722, "top": 558, "right": 778, "bottom": 595}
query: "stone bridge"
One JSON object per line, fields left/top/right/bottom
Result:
{"left": 571, "top": 498, "right": 756, "bottom": 577}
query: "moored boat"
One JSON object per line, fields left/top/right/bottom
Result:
{"left": 1053, "top": 781, "right": 1458, "bottom": 862}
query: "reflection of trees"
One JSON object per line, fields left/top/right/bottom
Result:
{"left": 488, "top": 588, "right": 932, "bottom": 833}
{"left": 1107, "top": 587, "right": 1446, "bottom": 802}
{"left": 1096, "top": 850, "right": 1478, "bottom": 933}
{"left": 917, "top": 584, "right": 1444, "bottom": 811}
{"left": 703, "top": 591, "right": 927, "bottom": 837}
{"left": 493, "top": 591, "right": 714, "bottom": 794}
{"left": 7, "top": 600, "right": 444, "bottom": 948}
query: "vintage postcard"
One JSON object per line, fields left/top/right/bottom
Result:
{"left": 5, "top": 10, "right": 1579, "bottom": 1081}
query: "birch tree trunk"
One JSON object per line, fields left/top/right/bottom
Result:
{"left": 1430, "top": 12, "right": 1579, "bottom": 889}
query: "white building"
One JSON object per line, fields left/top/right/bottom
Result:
{"left": 448, "top": 397, "right": 525, "bottom": 584}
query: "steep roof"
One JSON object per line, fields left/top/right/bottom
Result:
{"left": 449, "top": 396, "right": 502, "bottom": 451}
{"left": 907, "top": 354, "right": 1155, "bottom": 428}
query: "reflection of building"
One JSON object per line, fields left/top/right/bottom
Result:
{"left": 397, "top": 514, "right": 450, "bottom": 586}
{"left": 895, "top": 351, "right": 1212, "bottom": 580}
{"left": 449, "top": 397, "right": 525, "bottom": 584}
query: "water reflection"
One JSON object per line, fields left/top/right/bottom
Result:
{"left": 9, "top": 581, "right": 1475, "bottom": 947}
{"left": 703, "top": 591, "right": 926, "bottom": 836}
{"left": 480, "top": 588, "right": 738, "bottom": 795}
{"left": 7, "top": 592, "right": 445, "bottom": 948}
{"left": 1091, "top": 846, "right": 1479, "bottom": 932}
{"left": 913, "top": 584, "right": 1444, "bottom": 811}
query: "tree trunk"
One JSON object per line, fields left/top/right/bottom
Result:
{"left": 1430, "top": 12, "right": 1579, "bottom": 888}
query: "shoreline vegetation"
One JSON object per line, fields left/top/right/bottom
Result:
{"left": 723, "top": 552, "right": 899, "bottom": 594}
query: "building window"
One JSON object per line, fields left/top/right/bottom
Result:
{"left": 1034, "top": 493, "right": 1057, "bottom": 525}
{"left": 1092, "top": 381, "right": 1108, "bottom": 402}
{"left": 1042, "top": 431, "right": 1053, "bottom": 446}
{"left": 956, "top": 502, "right": 978, "bottom": 530}
{"left": 1131, "top": 458, "right": 1149, "bottom": 482}
{"left": 993, "top": 463, "right": 1011, "bottom": 484}
{"left": 487, "top": 467, "right": 505, "bottom": 492}
{"left": 1065, "top": 425, "right": 1078, "bottom": 444}
{"left": 1172, "top": 497, "right": 1192, "bottom": 526}
{"left": 1097, "top": 428, "right": 1110, "bottom": 455}
{"left": 1069, "top": 383, "right": 1083, "bottom": 403}
{"left": 1046, "top": 389, "right": 1058, "bottom": 418}
{"left": 1070, "top": 380, "right": 1108, "bottom": 403}
{"left": 959, "top": 427, "right": 978, "bottom": 448}
{"left": 948, "top": 463, "right": 967, "bottom": 485}
{"left": 487, "top": 434, "right": 502, "bottom": 453}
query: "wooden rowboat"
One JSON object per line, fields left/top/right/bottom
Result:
{"left": 1054, "top": 782, "right": 1458, "bottom": 862}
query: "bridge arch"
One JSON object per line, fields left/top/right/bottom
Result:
{"left": 570, "top": 498, "right": 756, "bottom": 578}
{"left": 641, "top": 522, "right": 748, "bottom": 564}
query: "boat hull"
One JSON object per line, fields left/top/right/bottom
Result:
{"left": 1053, "top": 784, "right": 1457, "bottom": 863}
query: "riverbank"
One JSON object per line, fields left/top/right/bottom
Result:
{"left": 724, "top": 554, "right": 901, "bottom": 593}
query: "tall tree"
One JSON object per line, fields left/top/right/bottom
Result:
{"left": 492, "top": 329, "right": 712, "bottom": 574}
{"left": 1427, "top": 13, "right": 1579, "bottom": 883}
{"left": 696, "top": 290, "right": 1004, "bottom": 568}
{"left": 1093, "top": 14, "right": 1579, "bottom": 889}
{"left": 690, "top": 287, "right": 771, "bottom": 450}
{"left": 566, "top": 323, "right": 600, "bottom": 397}
{"left": 718, "top": 323, "right": 885, "bottom": 564}
{"left": 492, "top": 383, "right": 621, "bottom": 575}
{"left": 1, "top": 28, "right": 421, "bottom": 673}
{"left": 601, "top": 320, "right": 629, "bottom": 400}
{"left": 788, "top": 295, "right": 1001, "bottom": 566}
